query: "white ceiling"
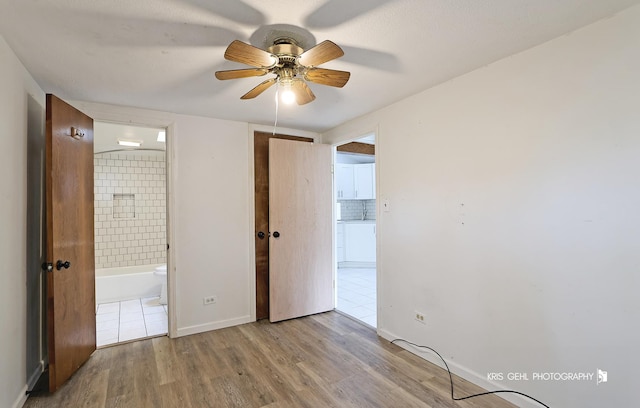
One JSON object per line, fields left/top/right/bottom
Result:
{"left": 1, "top": 0, "right": 638, "bottom": 133}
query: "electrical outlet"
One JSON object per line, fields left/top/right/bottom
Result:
{"left": 414, "top": 311, "right": 426, "bottom": 324}
{"left": 203, "top": 296, "right": 217, "bottom": 305}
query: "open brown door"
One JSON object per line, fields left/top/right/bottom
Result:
{"left": 45, "top": 94, "right": 96, "bottom": 391}
{"left": 269, "top": 138, "right": 333, "bottom": 322}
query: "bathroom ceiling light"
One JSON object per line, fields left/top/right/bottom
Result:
{"left": 117, "top": 139, "right": 142, "bottom": 147}
{"left": 157, "top": 130, "right": 166, "bottom": 142}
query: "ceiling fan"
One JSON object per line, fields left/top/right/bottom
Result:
{"left": 215, "top": 37, "right": 350, "bottom": 105}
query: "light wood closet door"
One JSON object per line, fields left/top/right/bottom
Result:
{"left": 269, "top": 139, "right": 333, "bottom": 322}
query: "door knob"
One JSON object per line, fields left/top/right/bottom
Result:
{"left": 257, "top": 231, "right": 266, "bottom": 239}
{"left": 56, "top": 260, "right": 71, "bottom": 270}
{"left": 272, "top": 231, "right": 280, "bottom": 238}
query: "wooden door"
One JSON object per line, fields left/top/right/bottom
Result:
{"left": 254, "top": 132, "right": 313, "bottom": 320}
{"left": 269, "top": 139, "right": 333, "bottom": 322}
{"left": 45, "top": 94, "right": 96, "bottom": 391}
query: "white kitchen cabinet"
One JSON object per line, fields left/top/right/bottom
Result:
{"left": 335, "top": 163, "right": 375, "bottom": 200}
{"left": 336, "top": 223, "right": 345, "bottom": 262}
{"left": 335, "top": 164, "right": 355, "bottom": 199}
{"left": 344, "top": 222, "right": 376, "bottom": 263}
{"left": 354, "top": 163, "right": 375, "bottom": 200}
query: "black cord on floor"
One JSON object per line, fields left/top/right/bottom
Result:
{"left": 391, "top": 338, "right": 551, "bottom": 408}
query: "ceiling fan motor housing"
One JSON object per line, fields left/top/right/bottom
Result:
{"left": 268, "top": 38, "right": 305, "bottom": 79}
{"left": 268, "top": 38, "right": 303, "bottom": 60}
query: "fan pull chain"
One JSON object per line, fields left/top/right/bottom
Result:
{"left": 273, "top": 79, "right": 280, "bottom": 135}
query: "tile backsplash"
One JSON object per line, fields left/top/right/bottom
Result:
{"left": 338, "top": 199, "right": 376, "bottom": 221}
{"left": 94, "top": 152, "right": 166, "bottom": 269}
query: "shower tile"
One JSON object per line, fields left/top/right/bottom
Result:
{"left": 93, "top": 152, "right": 167, "bottom": 269}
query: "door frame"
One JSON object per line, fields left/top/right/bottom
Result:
{"left": 71, "top": 101, "right": 178, "bottom": 337}
{"left": 331, "top": 127, "right": 380, "bottom": 328}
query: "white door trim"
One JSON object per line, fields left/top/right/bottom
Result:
{"left": 70, "top": 101, "right": 179, "bottom": 338}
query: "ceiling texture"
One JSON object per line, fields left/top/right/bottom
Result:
{"left": 1, "top": 0, "right": 639, "bottom": 133}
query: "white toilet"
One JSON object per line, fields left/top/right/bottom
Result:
{"left": 154, "top": 264, "right": 167, "bottom": 305}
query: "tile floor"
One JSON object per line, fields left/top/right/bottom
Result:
{"left": 336, "top": 267, "right": 377, "bottom": 327}
{"left": 96, "top": 296, "right": 168, "bottom": 347}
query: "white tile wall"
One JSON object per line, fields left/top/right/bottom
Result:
{"left": 338, "top": 199, "right": 376, "bottom": 221}
{"left": 94, "top": 153, "right": 166, "bottom": 269}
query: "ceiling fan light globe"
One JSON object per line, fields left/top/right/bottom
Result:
{"left": 281, "top": 89, "right": 296, "bottom": 104}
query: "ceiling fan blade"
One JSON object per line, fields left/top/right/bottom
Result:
{"left": 292, "top": 80, "right": 316, "bottom": 105}
{"left": 215, "top": 68, "right": 268, "bottom": 80}
{"left": 305, "top": 68, "right": 350, "bottom": 88}
{"left": 241, "top": 78, "right": 277, "bottom": 99}
{"left": 224, "top": 40, "right": 277, "bottom": 68}
{"left": 298, "top": 40, "right": 344, "bottom": 67}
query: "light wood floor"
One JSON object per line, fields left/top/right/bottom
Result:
{"left": 25, "top": 312, "right": 517, "bottom": 408}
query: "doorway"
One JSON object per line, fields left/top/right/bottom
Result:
{"left": 93, "top": 122, "right": 168, "bottom": 346}
{"left": 335, "top": 134, "right": 377, "bottom": 327}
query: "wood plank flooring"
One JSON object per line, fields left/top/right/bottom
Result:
{"left": 24, "top": 312, "right": 517, "bottom": 408}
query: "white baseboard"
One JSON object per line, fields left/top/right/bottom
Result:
{"left": 378, "top": 328, "right": 543, "bottom": 408}
{"left": 12, "top": 385, "right": 28, "bottom": 408}
{"left": 176, "top": 315, "right": 253, "bottom": 338}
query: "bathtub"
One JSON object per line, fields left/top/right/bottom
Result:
{"left": 95, "top": 263, "right": 164, "bottom": 304}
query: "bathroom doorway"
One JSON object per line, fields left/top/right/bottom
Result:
{"left": 335, "top": 133, "right": 377, "bottom": 327}
{"left": 93, "top": 122, "right": 168, "bottom": 347}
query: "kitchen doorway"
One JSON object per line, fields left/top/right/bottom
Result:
{"left": 335, "top": 133, "right": 377, "bottom": 327}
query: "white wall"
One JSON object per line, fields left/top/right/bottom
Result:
{"left": 0, "top": 81, "right": 319, "bottom": 406}
{"left": 171, "top": 113, "right": 252, "bottom": 335}
{"left": 0, "top": 35, "right": 45, "bottom": 408}
{"left": 324, "top": 5, "right": 640, "bottom": 408}
{"left": 71, "top": 101, "right": 258, "bottom": 337}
